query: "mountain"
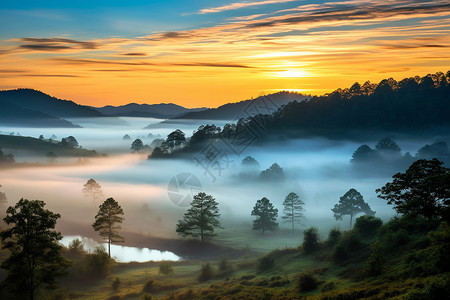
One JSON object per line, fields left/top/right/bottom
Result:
{"left": 172, "top": 91, "right": 308, "bottom": 120}
{"left": 94, "top": 103, "right": 207, "bottom": 118}
{"left": 0, "top": 89, "right": 105, "bottom": 127}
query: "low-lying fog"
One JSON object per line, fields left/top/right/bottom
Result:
{"left": 0, "top": 117, "right": 446, "bottom": 253}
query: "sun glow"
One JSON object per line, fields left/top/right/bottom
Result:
{"left": 273, "top": 70, "right": 309, "bottom": 78}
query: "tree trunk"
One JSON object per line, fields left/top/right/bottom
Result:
{"left": 350, "top": 214, "right": 353, "bottom": 227}
{"left": 291, "top": 206, "right": 295, "bottom": 231}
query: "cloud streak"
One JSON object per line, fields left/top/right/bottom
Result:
{"left": 198, "top": 0, "right": 302, "bottom": 14}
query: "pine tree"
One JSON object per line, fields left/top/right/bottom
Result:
{"left": 83, "top": 179, "right": 103, "bottom": 206}
{"left": 92, "top": 198, "right": 125, "bottom": 257}
{"left": 282, "top": 192, "right": 305, "bottom": 231}
{"left": 251, "top": 197, "right": 278, "bottom": 235}
{"left": 176, "top": 192, "right": 222, "bottom": 242}
{"left": 332, "top": 189, "right": 375, "bottom": 227}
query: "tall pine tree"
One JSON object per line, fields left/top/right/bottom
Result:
{"left": 282, "top": 192, "right": 304, "bottom": 231}
{"left": 251, "top": 197, "right": 278, "bottom": 236}
{"left": 92, "top": 197, "right": 125, "bottom": 257}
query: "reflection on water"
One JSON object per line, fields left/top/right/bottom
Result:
{"left": 61, "top": 236, "right": 181, "bottom": 263}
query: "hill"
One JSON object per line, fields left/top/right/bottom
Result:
{"left": 0, "top": 134, "right": 99, "bottom": 158}
{"left": 0, "top": 89, "right": 104, "bottom": 127}
{"left": 173, "top": 91, "right": 308, "bottom": 120}
{"left": 94, "top": 103, "right": 207, "bottom": 119}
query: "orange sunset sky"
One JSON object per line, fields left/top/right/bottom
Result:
{"left": 0, "top": 0, "right": 449, "bottom": 108}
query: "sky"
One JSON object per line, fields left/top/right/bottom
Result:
{"left": 0, "top": 0, "right": 449, "bottom": 108}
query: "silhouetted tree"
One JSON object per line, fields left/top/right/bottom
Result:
{"left": 60, "top": 136, "right": 79, "bottom": 148}
{"left": 0, "top": 147, "right": 15, "bottom": 164}
{"left": 0, "top": 199, "right": 69, "bottom": 300}
{"left": 259, "top": 163, "right": 285, "bottom": 181}
{"left": 375, "top": 137, "right": 401, "bottom": 154}
{"left": 123, "top": 134, "right": 131, "bottom": 141}
{"left": 251, "top": 197, "right": 278, "bottom": 235}
{"left": 282, "top": 192, "right": 304, "bottom": 231}
{"left": 351, "top": 145, "right": 376, "bottom": 163}
{"left": 376, "top": 158, "right": 450, "bottom": 220}
{"left": 131, "top": 138, "right": 144, "bottom": 152}
{"left": 241, "top": 156, "right": 260, "bottom": 169}
{"left": 92, "top": 198, "right": 125, "bottom": 257}
{"left": 416, "top": 141, "right": 450, "bottom": 163}
{"left": 302, "top": 227, "right": 320, "bottom": 253}
{"left": 165, "top": 129, "right": 186, "bottom": 148}
{"left": 332, "top": 188, "right": 375, "bottom": 227}
{"left": 83, "top": 179, "right": 103, "bottom": 205}
{"left": 176, "top": 192, "right": 222, "bottom": 242}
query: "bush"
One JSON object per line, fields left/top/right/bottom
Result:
{"left": 296, "top": 272, "right": 319, "bottom": 292}
{"left": 112, "top": 277, "right": 120, "bottom": 291}
{"left": 159, "top": 261, "right": 174, "bottom": 277}
{"left": 333, "top": 232, "right": 362, "bottom": 262}
{"left": 218, "top": 256, "right": 233, "bottom": 273}
{"left": 303, "top": 227, "right": 320, "bottom": 253}
{"left": 257, "top": 255, "right": 275, "bottom": 272}
{"left": 327, "top": 227, "right": 341, "bottom": 247}
{"left": 354, "top": 215, "right": 383, "bottom": 237}
{"left": 67, "top": 238, "right": 85, "bottom": 258}
{"left": 198, "top": 263, "right": 214, "bottom": 282}
{"left": 142, "top": 279, "right": 161, "bottom": 293}
{"left": 364, "top": 241, "right": 384, "bottom": 277}
{"left": 85, "top": 245, "right": 112, "bottom": 278}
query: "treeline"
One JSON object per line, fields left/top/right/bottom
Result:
{"left": 149, "top": 71, "right": 450, "bottom": 158}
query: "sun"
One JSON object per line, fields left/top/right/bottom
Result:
{"left": 273, "top": 70, "right": 308, "bottom": 78}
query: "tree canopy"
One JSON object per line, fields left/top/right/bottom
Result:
{"left": 131, "top": 138, "right": 144, "bottom": 152}
{"left": 376, "top": 158, "right": 450, "bottom": 220}
{"left": 251, "top": 197, "right": 278, "bottom": 235}
{"left": 0, "top": 199, "right": 69, "bottom": 300}
{"left": 92, "top": 197, "right": 125, "bottom": 257}
{"left": 176, "top": 192, "right": 222, "bottom": 242}
{"left": 332, "top": 188, "right": 375, "bottom": 227}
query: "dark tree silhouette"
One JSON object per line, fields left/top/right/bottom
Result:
{"left": 60, "top": 136, "right": 79, "bottom": 148}
{"left": 282, "top": 192, "right": 305, "bottom": 231}
{"left": 351, "top": 145, "right": 376, "bottom": 163}
{"left": 241, "top": 156, "right": 260, "bottom": 169}
{"left": 0, "top": 184, "right": 7, "bottom": 217}
{"left": 131, "top": 138, "right": 144, "bottom": 152}
{"left": 251, "top": 197, "right": 278, "bottom": 235}
{"left": 0, "top": 199, "right": 69, "bottom": 300}
{"left": 332, "top": 188, "right": 375, "bottom": 227}
{"left": 123, "top": 134, "right": 131, "bottom": 141}
{"left": 259, "top": 163, "right": 285, "bottom": 181}
{"left": 176, "top": 192, "right": 222, "bottom": 242}
{"left": 376, "top": 158, "right": 450, "bottom": 220}
{"left": 92, "top": 197, "right": 125, "bottom": 257}
{"left": 375, "top": 137, "right": 401, "bottom": 153}
{"left": 0, "top": 147, "right": 15, "bottom": 164}
{"left": 165, "top": 129, "right": 186, "bottom": 148}
{"left": 83, "top": 179, "right": 103, "bottom": 205}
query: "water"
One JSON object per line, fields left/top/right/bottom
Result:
{"left": 61, "top": 236, "right": 181, "bottom": 263}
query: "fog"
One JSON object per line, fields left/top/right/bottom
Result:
{"left": 1, "top": 117, "right": 447, "bottom": 254}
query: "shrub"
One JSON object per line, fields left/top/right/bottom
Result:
{"left": 333, "top": 232, "right": 362, "bottom": 262}
{"left": 364, "top": 241, "right": 384, "bottom": 276}
{"left": 354, "top": 215, "right": 383, "bottom": 237}
{"left": 257, "top": 255, "right": 275, "bottom": 272}
{"left": 112, "top": 277, "right": 120, "bottom": 291}
{"left": 67, "top": 238, "right": 85, "bottom": 258}
{"left": 327, "top": 227, "right": 341, "bottom": 247}
{"left": 296, "top": 272, "right": 319, "bottom": 292}
{"left": 198, "top": 263, "right": 214, "bottom": 282}
{"left": 218, "top": 256, "right": 233, "bottom": 273}
{"left": 85, "top": 245, "right": 112, "bottom": 278}
{"left": 303, "top": 227, "right": 320, "bottom": 253}
{"left": 142, "top": 279, "right": 161, "bottom": 293}
{"left": 159, "top": 261, "right": 174, "bottom": 277}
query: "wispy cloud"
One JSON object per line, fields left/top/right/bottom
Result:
{"left": 198, "top": 0, "right": 302, "bottom": 14}
{"left": 15, "top": 37, "right": 99, "bottom": 52}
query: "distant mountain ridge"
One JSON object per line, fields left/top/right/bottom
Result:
{"left": 94, "top": 103, "right": 207, "bottom": 118}
{"left": 173, "top": 91, "right": 309, "bottom": 120}
{"left": 0, "top": 88, "right": 104, "bottom": 127}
